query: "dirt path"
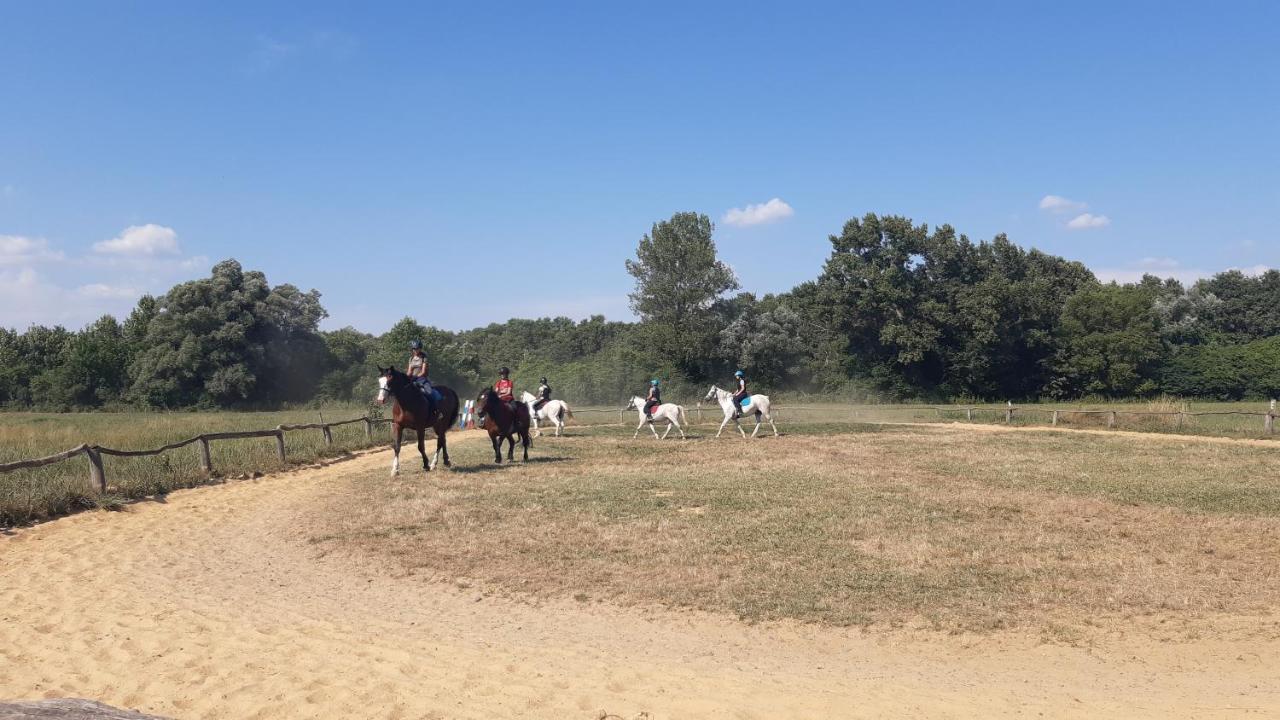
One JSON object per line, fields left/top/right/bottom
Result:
{"left": 3, "top": 438, "right": 1278, "bottom": 719}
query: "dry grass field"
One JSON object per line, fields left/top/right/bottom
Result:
{"left": 318, "top": 421, "right": 1280, "bottom": 633}
{"left": 4, "top": 423, "right": 1280, "bottom": 718}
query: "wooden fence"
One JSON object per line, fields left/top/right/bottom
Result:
{"left": 0, "top": 416, "right": 393, "bottom": 494}
{"left": 765, "top": 404, "right": 1278, "bottom": 435}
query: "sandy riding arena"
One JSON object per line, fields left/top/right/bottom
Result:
{"left": 3, "top": 427, "right": 1280, "bottom": 719}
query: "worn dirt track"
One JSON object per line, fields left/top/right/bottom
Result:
{"left": 2, "top": 436, "right": 1279, "bottom": 719}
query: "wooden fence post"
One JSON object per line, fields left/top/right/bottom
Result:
{"left": 1108, "top": 410, "right": 1116, "bottom": 429}
{"left": 1051, "top": 410, "right": 1059, "bottom": 426}
{"left": 274, "top": 428, "right": 287, "bottom": 464}
{"left": 1005, "top": 407, "right": 1013, "bottom": 424}
{"left": 1266, "top": 412, "right": 1275, "bottom": 435}
{"left": 1177, "top": 412, "right": 1185, "bottom": 431}
{"left": 363, "top": 418, "right": 373, "bottom": 440}
{"left": 965, "top": 408, "right": 972, "bottom": 422}
{"left": 198, "top": 437, "right": 212, "bottom": 474}
{"left": 85, "top": 447, "right": 106, "bottom": 493}
{"left": 322, "top": 425, "right": 333, "bottom": 447}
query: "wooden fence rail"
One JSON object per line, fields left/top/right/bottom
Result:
{"left": 0, "top": 415, "right": 395, "bottom": 494}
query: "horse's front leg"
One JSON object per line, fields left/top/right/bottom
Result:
{"left": 417, "top": 429, "right": 430, "bottom": 472}
{"left": 736, "top": 415, "right": 747, "bottom": 439}
{"left": 715, "top": 413, "right": 731, "bottom": 439}
{"left": 649, "top": 419, "right": 661, "bottom": 440}
{"left": 633, "top": 418, "right": 644, "bottom": 439}
{"left": 491, "top": 433, "right": 503, "bottom": 464}
{"left": 506, "top": 433, "right": 515, "bottom": 461}
{"left": 391, "top": 424, "right": 402, "bottom": 475}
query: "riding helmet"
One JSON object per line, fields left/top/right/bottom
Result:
{"left": 409, "top": 339, "right": 423, "bottom": 350}
{"left": 500, "top": 366, "right": 510, "bottom": 376}
{"left": 734, "top": 370, "right": 744, "bottom": 377}
{"left": 651, "top": 379, "right": 659, "bottom": 386}
{"left": 540, "top": 377, "right": 548, "bottom": 384}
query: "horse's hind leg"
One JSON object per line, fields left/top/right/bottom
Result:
{"left": 521, "top": 431, "right": 529, "bottom": 461}
{"left": 439, "top": 432, "right": 451, "bottom": 467}
{"left": 661, "top": 422, "right": 672, "bottom": 440}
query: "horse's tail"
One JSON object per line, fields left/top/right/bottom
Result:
{"left": 444, "top": 387, "right": 461, "bottom": 429}
{"left": 677, "top": 405, "right": 688, "bottom": 427}
{"left": 560, "top": 404, "right": 573, "bottom": 422}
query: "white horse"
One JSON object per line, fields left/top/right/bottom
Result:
{"left": 521, "top": 390, "right": 574, "bottom": 437}
{"left": 704, "top": 385, "right": 778, "bottom": 438}
{"left": 626, "top": 396, "right": 688, "bottom": 440}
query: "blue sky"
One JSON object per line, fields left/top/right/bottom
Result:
{"left": 2, "top": 1, "right": 1277, "bottom": 332}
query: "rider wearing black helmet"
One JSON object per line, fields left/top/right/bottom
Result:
{"left": 494, "top": 366, "right": 519, "bottom": 415}
{"left": 406, "top": 340, "right": 435, "bottom": 417}
{"left": 535, "top": 376, "right": 552, "bottom": 412}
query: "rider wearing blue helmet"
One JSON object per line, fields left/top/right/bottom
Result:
{"left": 643, "top": 379, "right": 661, "bottom": 422}
{"left": 731, "top": 370, "right": 748, "bottom": 418}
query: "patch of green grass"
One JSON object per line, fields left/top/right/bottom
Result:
{"left": 1, "top": 406, "right": 381, "bottom": 526}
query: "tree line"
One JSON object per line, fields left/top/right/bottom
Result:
{"left": 2, "top": 213, "right": 1277, "bottom": 411}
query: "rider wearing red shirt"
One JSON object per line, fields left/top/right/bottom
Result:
{"left": 495, "top": 367, "right": 518, "bottom": 414}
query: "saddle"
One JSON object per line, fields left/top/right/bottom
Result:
{"left": 648, "top": 404, "right": 660, "bottom": 417}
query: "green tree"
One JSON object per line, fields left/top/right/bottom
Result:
{"left": 1048, "top": 282, "right": 1166, "bottom": 398}
{"left": 625, "top": 212, "right": 738, "bottom": 377}
{"left": 127, "top": 259, "right": 328, "bottom": 408}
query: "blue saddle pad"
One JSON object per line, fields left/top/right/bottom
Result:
{"left": 739, "top": 397, "right": 751, "bottom": 407}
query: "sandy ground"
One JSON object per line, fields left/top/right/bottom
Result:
{"left": 3, "top": 436, "right": 1280, "bottom": 719}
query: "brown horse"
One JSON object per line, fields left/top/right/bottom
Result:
{"left": 476, "top": 388, "right": 531, "bottom": 463}
{"left": 376, "top": 367, "right": 460, "bottom": 475}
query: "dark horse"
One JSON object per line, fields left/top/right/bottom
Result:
{"left": 376, "top": 367, "right": 460, "bottom": 475}
{"left": 476, "top": 388, "right": 531, "bottom": 463}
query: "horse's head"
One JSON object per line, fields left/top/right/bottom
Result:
{"left": 375, "top": 366, "right": 406, "bottom": 405}
{"left": 476, "top": 388, "right": 496, "bottom": 410}
{"left": 703, "top": 385, "right": 720, "bottom": 402}
{"left": 624, "top": 396, "right": 638, "bottom": 411}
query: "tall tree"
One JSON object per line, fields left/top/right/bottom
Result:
{"left": 625, "top": 212, "right": 738, "bottom": 376}
{"left": 127, "top": 259, "right": 328, "bottom": 408}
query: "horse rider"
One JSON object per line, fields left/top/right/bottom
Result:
{"left": 406, "top": 340, "right": 436, "bottom": 417}
{"left": 731, "top": 369, "right": 749, "bottom": 418}
{"left": 643, "top": 379, "right": 661, "bottom": 422}
{"left": 534, "top": 377, "right": 552, "bottom": 413}
{"left": 495, "top": 367, "right": 520, "bottom": 415}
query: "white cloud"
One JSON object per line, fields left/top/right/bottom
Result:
{"left": 1066, "top": 213, "right": 1111, "bottom": 230}
{"left": 76, "top": 283, "right": 141, "bottom": 300}
{"left": 1092, "top": 259, "right": 1272, "bottom": 286}
{"left": 1038, "top": 195, "right": 1087, "bottom": 213}
{"left": 93, "top": 224, "right": 180, "bottom": 255}
{"left": 0, "top": 234, "right": 65, "bottom": 265}
{"left": 1137, "top": 257, "right": 1179, "bottom": 270}
{"left": 722, "top": 198, "right": 795, "bottom": 227}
